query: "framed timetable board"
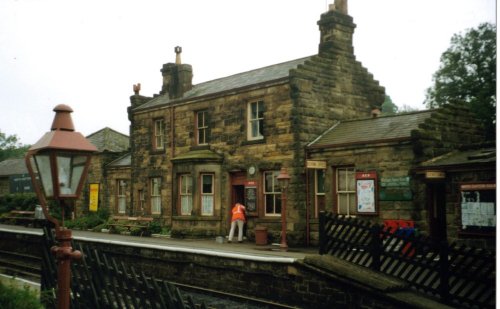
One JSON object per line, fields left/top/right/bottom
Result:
{"left": 244, "top": 181, "right": 258, "bottom": 216}
{"left": 356, "top": 171, "right": 378, "bottom": 214}
{"left": 460, "top": 183, "right": 495, "bottom": 235}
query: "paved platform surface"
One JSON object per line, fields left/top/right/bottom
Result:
{"left": 0, "top": 224, "right": 319, "bottom": 261}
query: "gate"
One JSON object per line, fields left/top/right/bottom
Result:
{"left": 319, "top": 212, "right": 495, "bottom": 308}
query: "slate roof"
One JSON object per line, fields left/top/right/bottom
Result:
{"left": 308, "top": 110, "right": 433, "bottom": 148}
{"left": 86, "top": 127, "right": 129, "bottom": 153}
{"left": 0, "top": 158, "right": 27, "bottom": 176}
{"left": 107, "top": 153, "right": 131, "bottom": 168}
{"left": 134, "top": 56, "right": 312, "bottom": 111}
{"left": 419, "top": 147, "right": 496, "bottom": 169}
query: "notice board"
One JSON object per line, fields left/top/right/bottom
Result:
{"left": 460, "top": 183, "right": 495, "bottom": 233}
{"left": 356, "top": 171, "right": 377, "bottom": 214}
{"left": 244, "top": 181, "right": 258, "bottom": 215}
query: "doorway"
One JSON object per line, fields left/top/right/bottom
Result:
{"left": 230, "top": 172, "right": 247, "bottom": 237}
{"left": 427, "top": 182, "right": 447, "bottom": 246}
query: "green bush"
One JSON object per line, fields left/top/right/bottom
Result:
{"left": 65, "top": 207, "right": 110, "bottom": 230}
{"left": 130, "top": 226, "right": 146, "bottom": 236}
{"left": 0, "top": 280, "right": 43, "bottom": 309}
{"left": 148, "top": 220, "right": 162, "bottom": 234}
{"left": 0, "top": 193, "right": 38, "bottom": 214}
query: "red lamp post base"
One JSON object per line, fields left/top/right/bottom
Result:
{"left": 51, "top": 228, "right": 82, "bottom": 309}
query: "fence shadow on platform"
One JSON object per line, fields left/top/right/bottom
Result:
{"left": 318, "top": 212, "right": 495, "bottom": 309}
{"left": 41, "top": 227, "right": 207, "bottom": 309}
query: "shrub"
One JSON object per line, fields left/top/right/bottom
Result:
{"left": 148, "top": 220, "right": 162, "bottom": 234}
{"left": 0, "top": 280, "right": 43, "bottom": 309}
{"left": 0, "top": 193, "right": 38, "bottom": 214}
{"left": 64, "top": 209, "right": 109, "bottom": 230}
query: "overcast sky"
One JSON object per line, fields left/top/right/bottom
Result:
{"left": 0, "top": 0, "right": 496, "bottom": 145}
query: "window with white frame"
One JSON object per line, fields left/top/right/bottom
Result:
{"left": 247, "top": 100, "right": 264, "bottom": 140}
{"left": 179, "top": 175, "right": 193, "bottom": 215}
{"left": 151, "top": 177, "right": 161, "bottom": 214}
{"left": 314, "top": 169, "right": 326, "bottom": 217}
{"left": 336, "top": 167, "right": 356, "bottom": 215}
{"left": 201, "top": 174, "right": 214, "bottom": 216}
{"left": 138, "top": 189, "right": 145, "bottom": 214}
{"left": 153, "top": 119, "right": 164, "bottom": 150}
{"left": 264, "top": 171, "right": 281, "bottom": 216}
{"left": 117, "top": 180, "right": 127, "bottom": 214}
{"left": 196, "top": 110, "right": 208, "bottom": 145}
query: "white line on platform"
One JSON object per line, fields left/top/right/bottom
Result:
{"left": 74, "top": 236, "right": 298, "bottom": 264}
{"left": 0, "top": 227, "right": 297, "bottom": 264}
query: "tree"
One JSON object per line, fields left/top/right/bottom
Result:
{"left": 425, "top": 23, "right": 496, "bottom": 139}
{"left": 381, "top": 95, "right": 398, "bottom": 114}
{"left": 0, "top": 131, "right": 29, "bottom": 161}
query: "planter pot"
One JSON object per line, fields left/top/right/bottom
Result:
{"left": 151, "top": 234, "right": 170, "bottom": 239}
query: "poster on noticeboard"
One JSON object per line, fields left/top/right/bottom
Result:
{"left": 356, "top": 172, "right": 377, "bottom": 214}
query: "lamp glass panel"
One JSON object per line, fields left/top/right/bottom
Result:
{"left": 34, "top": 154, "right": 54, "bottom": 198}
{"left": 56, "top": 154, "right": 87, "bottom": 196}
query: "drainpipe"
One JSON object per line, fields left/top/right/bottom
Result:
{"left": 170, "top": 104, "right": 175, "bottom": 222}
{"left": 304, "top": 147, "right": 310, "bottom": 247}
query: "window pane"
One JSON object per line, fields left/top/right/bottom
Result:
{"left": 338, "top": 169, "right": 347, "bottom": 191}
{"left": 265, "top": 195, "right": 274, "bottom": 214}
{"left": 346, "top": 169, "right": 355, "bottom": 191}
{"left": 251, "top": 121, "right": 259, "bottom": 138}
{"left": 316, "top": 170, "right": 325, "bottom": 193}
{"left": 181, "top": 196, "right": 192, "bottom": 215}
{"left": 265, "top": 172, "right": 274, "bottom": 193}
{"left": 257, "top": 101, "right": 264, "bottom": 118}
{"left": 275, "top": 195, "right": 282, "bottom": 214}
{"left": 34, "top": 155, "right": 53, "bottom": 197}
{"left": 251, "top": 102, "right": 257, "bottom": 119}
{"left": 197, "top": 111, "right": 204, "bottom": 127}
{"left": 258, "top": 119, "right": 264, "bottom": 136}
{"left": 338, "top": 193, "right": 355, "bottom": 215}
{"left": 201, "top": 195, "right": 214, "bottom": 216}
{"left": 316, "top": 195, "right": 325, "bottom": 213}
{"left": 202, "top": 175, "right": 213, "bottom": 194}
{"left": 349, "top": 194, "right": 356, "bottom": 214}
{"left": 118, "top": 197, "right": 126, "bottom": 213}
{"left": 181, "top": 175, "right": 193, "bottom": 194}
{"left": 152, "top": 197, "right": 161, "bottom": 214}
{"left": 338, "top": 194, "right": 348, "bottom": 215}
{"left": 155, "top": 120, "right": 164, "bottom": 149}
{"left": 151, "top": 178, "right": 160, "bottom": 195}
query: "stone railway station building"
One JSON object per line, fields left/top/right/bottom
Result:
{"left": 2, "top": 1, "right": 494, "bottom": 248}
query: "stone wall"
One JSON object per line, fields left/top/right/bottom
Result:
{"left": 412, "top": 103, "right": 485, "bottom": 162}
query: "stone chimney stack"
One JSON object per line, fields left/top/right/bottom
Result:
{"left": 160, "top": 46, "right": 193, "bottom": 99}
{"left": 318, "top": 0, "right": 355, "bottom": 56}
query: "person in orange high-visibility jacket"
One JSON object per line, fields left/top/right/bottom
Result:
{"left": 228, "top": 203, "right": 246, "bottom": 243}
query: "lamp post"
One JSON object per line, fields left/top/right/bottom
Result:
{"left": 25, "top": 104, "right": 97, "bottom": 309}
{"left": 277, "top": 167, "right": 291, "bottom": 251}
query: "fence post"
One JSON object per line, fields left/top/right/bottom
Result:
{"left": 319, "top": 211, "right": 326, "bottom": 255}
{"left": 370, "top": 224, "right": 382, "bottom": 271}
{"left": 438, "top": 240, "right": 450, "bottom": 302}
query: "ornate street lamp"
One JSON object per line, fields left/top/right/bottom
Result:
{"left": 25, "top": 104, "right": 97, "bottom": 309}
{"left": 277, "top": 167, "right": 291, "bottom": 250}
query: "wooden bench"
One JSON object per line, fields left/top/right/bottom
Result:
{"left": 108, "top": 216, "right": 153, "bottom": 236}
{"left": 2, "top": 210, "right": 37, "bottom": 226}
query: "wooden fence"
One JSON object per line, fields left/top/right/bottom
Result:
{"left": 319, "top": 212, "right": 495, "bottom": 309}
{"left": 41, "top": 227, "right": 207, "bottom": 309}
